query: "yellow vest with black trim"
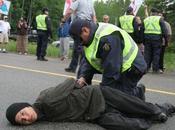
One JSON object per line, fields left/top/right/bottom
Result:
{"left": 119, "top": 15, "right": 134, "bottom": 33}
{"left": 84, "top": 23, "right": 138, "bottom": 73}
{"left": 144, "top": 16, "right": 161, "bottom": 34}
{"left": 36, "top": 14, "right": 47, "bottom": 30}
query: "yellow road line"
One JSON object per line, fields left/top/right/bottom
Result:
{"left": 1, "top": 64, "right": 175, "bottom": 96}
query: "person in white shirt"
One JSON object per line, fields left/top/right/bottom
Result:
{"left": 0, "top": 16, "right": 11, "bottom": 53}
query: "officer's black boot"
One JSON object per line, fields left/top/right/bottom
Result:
{"left": 37, "top": 57, "right": 40, "bottom": 60}
{"left": 65, "top": 67, "right": 76, "bottom": 73}
{"left": 137, "top": 83, "right": 146, "bottom": 101}
{"left": 40, "top": 57, "right": 48, "bottom": 61}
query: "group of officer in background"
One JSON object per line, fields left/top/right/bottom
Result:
{"left": 118, "top": 6, "right": 172, "bottom": 74}
{"left": 35, "top": 3, "right": 171, "bottom": 75}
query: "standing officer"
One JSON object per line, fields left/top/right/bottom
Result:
{"left": 69, "top": 19, "right": 147, "bottom": 100}
{"left": 63, "top": 0, "right": 96, "bottom": 73}
{"left": 36, "top": 7, "right": 52, "bottom": 61}
{"left": 119, "top": 7, "right": 141, "bottom": 43}
{"left": 143, "top": 8, "right": 167, "bottom": 73}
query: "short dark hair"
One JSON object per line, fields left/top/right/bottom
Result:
{"left": 42, "top": 7, "right": 49, "bottom": 13}
{"left": 151, "top": 8, "right": 160, "bottom": 13}
{"left": 127, "top": 6, "right": 133, "bottom": 14}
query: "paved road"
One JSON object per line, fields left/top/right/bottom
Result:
{"left": 0, "top": 53, "right": 175, "bottom": 130}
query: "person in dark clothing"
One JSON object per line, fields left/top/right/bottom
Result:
{"left": 69, "top": 19, "right": 147, "bottom": 100}
{"left": 35, "top": 7, "right": 52, "bottom": 61}
{"left": 118, "top": 7, "right": 141, "bottom": 44}
{"left": 65, "top": 39, "right": 83, "bottom": 73}
{"left": 143, "top": 8, "right": 168, "bottom": 73}
{"left": 6, "top": 78, "right": 175, "bottom": 130}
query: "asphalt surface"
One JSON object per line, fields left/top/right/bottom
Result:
{"left": 0, "top": 53, "right": 175, "bottom": 130}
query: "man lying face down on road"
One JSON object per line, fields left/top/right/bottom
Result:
{"left": 6, "top": 78, "right": 175, "bottom": 130}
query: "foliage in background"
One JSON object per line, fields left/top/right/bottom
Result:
{"left": 9, "top": 0, "right": 65, "bottom": 39}
{"left": 94, "top": 0, "right": 175, "bottom": 51}
{"left": 94, "top": 0, "right": 131, "bottom": 24}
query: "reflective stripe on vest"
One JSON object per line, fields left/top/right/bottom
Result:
{"left": 144, "top": 16, "right": 161, "bottom": 34}
{"left": 84, "top": 23, "right": 138, "bottom": 72}
{"left": 36, "top": 14, "right": 47, "bottom": 30}
{"left": 119, "top": 15, "right": 134, "bottom": 33}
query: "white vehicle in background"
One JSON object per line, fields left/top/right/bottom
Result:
{"left": 52, "top": 38, "right": 74, "bottom": 48}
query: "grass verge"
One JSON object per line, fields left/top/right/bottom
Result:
{"left": 6, "top": 40, "right": 175, "bottom": 72}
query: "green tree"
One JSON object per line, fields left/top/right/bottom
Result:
{"left": 9, "top": 0, "right": 65, "bottom": 39}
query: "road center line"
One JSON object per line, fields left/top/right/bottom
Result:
{"left": 1, "top": 64, "right": 175, "bottom": 96}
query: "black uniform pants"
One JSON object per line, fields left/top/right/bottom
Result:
{"left": 96, "top": 86, "right": 162, "bottom": 130}
{"left": 36, "top": 31, "right": 49, "bottom": 58}
{"left": 68, "top": 39, "right": 83, "bottom": 71}
{"left": 159, "top": 45, "right": 166, "bottom": 70}
{"left": 144, "top": 41, "right": 162, "bottom": 71}
{"left": 105, "top": 66, "right": 145, "bottom": 99}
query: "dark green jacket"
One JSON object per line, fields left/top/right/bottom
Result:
{"left": 33, "top": 78, "right": 105, "bottom": 122}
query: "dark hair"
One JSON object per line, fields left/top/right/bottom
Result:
{"left": 127, "top": 6, "right": 133, "bottom": 14}
{"left": 42, "top": 7, "right": 49, "bottom": 13}
{"left": 151, "top": 8, "right": 160, "bottom": 13}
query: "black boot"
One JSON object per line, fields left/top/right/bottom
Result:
{"left": 40, "top": 57, "right": 48, "bottom": 61}
{"left": 137, "top": 83, "right": 146, "bottom": 101}
{"left": 65, "top": 67, "right": 76, "bottom": 73}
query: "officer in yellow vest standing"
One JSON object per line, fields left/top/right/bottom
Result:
{"left": 118, "top": 7, "right": 141, "bottom": 43}
{"left": 69, "top": 19, "right": 147, "bottom": 100}
{"left": 143, "top": 8, "right": 168, "bottom": 73}
{"left": 35, "top": 7, "right": 52, "bottom": 61}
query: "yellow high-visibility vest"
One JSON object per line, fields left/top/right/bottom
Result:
{"left": 36, "top": 14, "right": 47, "bottom": 30}
{"left": 84, "top": 23, "right": 138, "bottom": 72}
{"left": 144, "top": 16, "right": 161, "bottom": 34}
{"left": 119, "top": 15, "right": 134, "bottom": 33}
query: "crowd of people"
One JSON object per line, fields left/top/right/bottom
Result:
{"left": 0, "top": 4, "right": 171, "bottom": 74}
{"left": 1, "top": 0, "right": 174, "bottom": 129}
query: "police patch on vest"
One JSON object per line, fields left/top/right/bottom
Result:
{"left": 103, "top": 43, "right": 110, "bottom": 51}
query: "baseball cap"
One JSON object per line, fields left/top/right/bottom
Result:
{"left": 69, "top": 19, "right": 88, "bottom": 41}
{"left": 42, "top": 7, "right": 49, "bottom": 13}
{"left": 127, "top": 6, "right": 133, "bottom": 14}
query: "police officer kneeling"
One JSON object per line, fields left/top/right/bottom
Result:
{"left": 70, "top": 19, "right": 147, "bottom": 100}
